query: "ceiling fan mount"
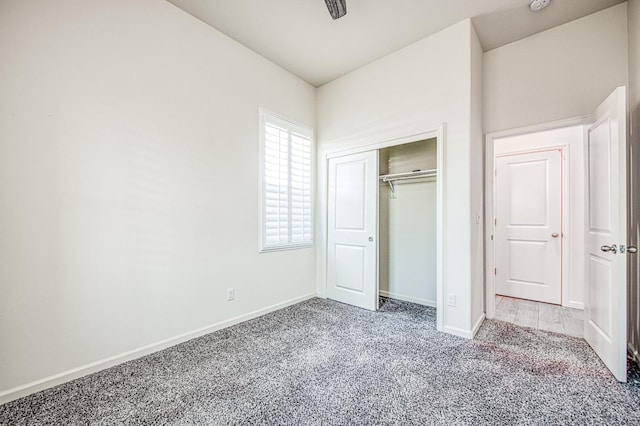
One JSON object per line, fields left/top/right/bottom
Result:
{"left": 324, "top": 0, "right": 347, "bottom": 20}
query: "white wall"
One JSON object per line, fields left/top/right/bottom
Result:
{"left": 0, "top": 0, "right": 316, "bottom": 400}
{"left": 317, "top": 20, "right": 480, "bottom": 337}
{"left": 379, "top": 141, "right": 437, "bottom": 306}
{"left": 484, "top": 3, "right": 628, "bottom": 134}
{"left": 628, "top": 0, "right": 640, "bottom": 363}
{"left": 493, "top": 126, "right": 585, "bottom": 310}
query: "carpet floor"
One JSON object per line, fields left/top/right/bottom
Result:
{"left": 1, "top": 297, "right": 640, "bottom": 425}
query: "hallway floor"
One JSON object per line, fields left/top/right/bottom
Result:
{"left": 495, "top": 295, "right": 584, "bottom": 337}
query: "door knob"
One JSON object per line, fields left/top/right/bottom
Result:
{"left": 551, "top": 233, "right": 559, "bottom": 238}
{"left": 368, "top": 236, "right": 374, "bottom": 242}
{"left": 601, "top": 244, "right": 618, "bottom": 254}
{"left": 628, "top": 246, "right": 638, "bottom": 254}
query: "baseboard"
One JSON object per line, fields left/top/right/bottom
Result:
{"left": 0, "top": 293, "right": 316, "bottom": 406}
{"left": 442, "top": 325, "right": 473, "bottom": 339}
{"left": 471, "top": 313, "right": 486, "bottom": 338}
{"left": 379, "top": 290, "right": 436, "bottom": 307}
{"left": 565, "top": 301, "right": 584, "bottom": 310}
{"left": 441, "top": 313, "right": 485, "bottom": 340}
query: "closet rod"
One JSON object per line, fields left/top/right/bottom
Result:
{"left": 379, "top": 169, "right": 437, "bottom": 182}
{"left": 379, "top": 169, "right": 436, "bottom": 199}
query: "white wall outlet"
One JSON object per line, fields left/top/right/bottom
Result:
{"left": 447, "top": 293, "right": 456, "bottom": 307}
{"left": 226, "top": 288, "right": 235, "bottom": 301}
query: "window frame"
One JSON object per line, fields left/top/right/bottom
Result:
{"left": 258, "top": 108, "right": 314, "bottom": 253}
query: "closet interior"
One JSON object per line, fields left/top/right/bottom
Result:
{"left": 378, "top": 138, "right": 437, "bottom": 307}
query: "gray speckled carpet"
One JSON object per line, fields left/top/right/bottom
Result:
{"left": 2, "top": 297, "right": 640, "bottom": 425}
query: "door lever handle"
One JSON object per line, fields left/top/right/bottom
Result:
{"left": 601, "top": 244, "right": 618, "bottom": 254}
{"left": 628, "top": 246, "right": 638, "bottom": 254}
{"left": 551, "top": 233, "right": 559, "bottom": 238}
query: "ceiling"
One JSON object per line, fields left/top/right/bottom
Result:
{"left": 167, "top": 0, "right": 625, "bottom": 87}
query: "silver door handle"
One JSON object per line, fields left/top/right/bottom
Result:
{"left": 628, "top": 246, "right": 638, "bottom": 254}
{"left": 551, "top": 233, "right": 559, "bottom": 238}
{"left": 368, "top": 236, "right": 374, "bottom": 242}
{"left": 601, "top": 244, "right": 618, "bottom": 254}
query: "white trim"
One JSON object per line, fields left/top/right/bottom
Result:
{"left": 442, "top": 325, "right": 474, "bottom": 339}
{"left": 0, "top": 293, "right": 316, "bottom": 405}
{"left": 567, "top": 301, "right": 584, "bottom": 310}
{"left": 317, "top": 124, "right": 445, "bottom": 334}
{"left": 379, "top": 290, "right": 437, "bottom": 308}
{"left": 258, "top": 107, "right": 315, "bottom": 253}
{"left": 471, "top": 313, "right": 486, "bottom": 338}
{"left": 443, "top": 314, "right": 485, "bottom": 339}
{"left": 484, "top": 117, "right": 589, "bottom": 319}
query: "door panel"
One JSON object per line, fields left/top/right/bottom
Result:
{"left": 495, "top": 149, "right": 562, "bottom": 304}
{"left": 327, "top": 151, "right": 378, "bottom": 311}
{"left": 585, "top": 86, "right": 627, "bottom": 382}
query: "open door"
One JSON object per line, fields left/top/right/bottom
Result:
{"left": 327, "top": 150, "right": 378, "bottom": 311}
{"left": 585, "top": 86, "right": 628, "bottom": 382}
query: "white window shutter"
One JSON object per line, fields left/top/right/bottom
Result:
{"left": 260, "top": 111, "right": 313, "bottom": 251}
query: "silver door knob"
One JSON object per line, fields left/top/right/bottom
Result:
{"left": 551, "top": 233, "right": 559, "bottom": 238}
{"left": 601, "top": 244, "right": 618, "bottom": 254}
{"left": 629, "top": 246, "right": 638, "bottom": 254}
{"left": 368, "top": 236, "right": 374, "bottom": 242}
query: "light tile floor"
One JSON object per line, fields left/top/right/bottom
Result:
{"left": 495, "top": 295, "right": 584, "bottom": 338}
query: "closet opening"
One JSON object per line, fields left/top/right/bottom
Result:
{"left": 378, "top": 139, "right": 437, "bottom": 309}
{"left": 322, "top": 128, "right": 443, "bottom": 331}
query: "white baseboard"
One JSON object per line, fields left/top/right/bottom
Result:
{"left": 442, "top": 325, "right": 473, "bottom": 339}
{"left": 0, "top": 293, "right": 316, "bottom": 405}
{"left": 565, "top": 301, "right": 584, "bottom": 310}
{"left": 471, "top": 313, "right": 486, "bottom": 338}
{"left": 379, "top": 290, "right": 436, "bottom": 307}
{"left": 441, "top": 314, "right": 485, "bottom": 340}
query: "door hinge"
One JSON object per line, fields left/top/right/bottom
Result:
{"left": 494, "top": 218, "right": 497, "bottom": 226}
{"left": 494, "top": 268, "right": 497, "bottom": 275}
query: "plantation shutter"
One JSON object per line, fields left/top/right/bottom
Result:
{"left": 261, "top": 112, "right": 313, "bottom": 251}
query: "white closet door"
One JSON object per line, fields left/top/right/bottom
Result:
{"left": 326, "top": 150, "right": 378, "bottom": 311}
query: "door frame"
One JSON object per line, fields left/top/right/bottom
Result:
{"left": 484, "top": 117, "right": 589, "bottom": 319}
{"left": 317, "top": 125, "right": 445, "bottom": 330}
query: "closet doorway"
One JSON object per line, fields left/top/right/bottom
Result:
{"left": 378, "top": 140, "right": 437, "bottom": 308}
{"left": 322, "top": 130, "right": 443, "bottom": 328}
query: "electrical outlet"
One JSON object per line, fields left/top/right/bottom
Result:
{"left": 226, "top": 288, "right": 235, "bottom": 301}
{"left": 447, "top": 293, "right": 456, "bottom": 307}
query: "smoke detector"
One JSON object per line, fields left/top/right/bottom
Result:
{"left": 529, "top": 0, "right": 551, "bottom": 11}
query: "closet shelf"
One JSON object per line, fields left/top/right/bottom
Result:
{"left": 379, "top": 169, "right": 437, "bottom": 183}
{"left": 379, "top": 169, "right": 436, "bottom": 199}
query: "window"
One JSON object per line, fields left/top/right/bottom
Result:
{"left": 259, "top": 109, "right": 313, "bottom": 252}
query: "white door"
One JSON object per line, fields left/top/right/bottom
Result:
{"left": 327, "top": 151, "right": 378, "bottom": 311}
{"left": 495, "top": 149, "right": 562, "bottom": 304}
{"left": 585, "top": 86, "right": 628, "bottom": 382}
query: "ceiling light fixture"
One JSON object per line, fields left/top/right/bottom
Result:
{"left": 324, "top": 0, "right": 347, "bottom": 20}
{"left": 529, "top": 0, "right": 551, "bottom": 12}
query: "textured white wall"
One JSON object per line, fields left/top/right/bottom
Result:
{"left": 484, "top": 3, "right": 628, "bottom": 134}
{"left": 0, "top": 0, "right": 316, "bottom": 397}
{"left": 317, "top": 20, "right": 477, "bottom": 335}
